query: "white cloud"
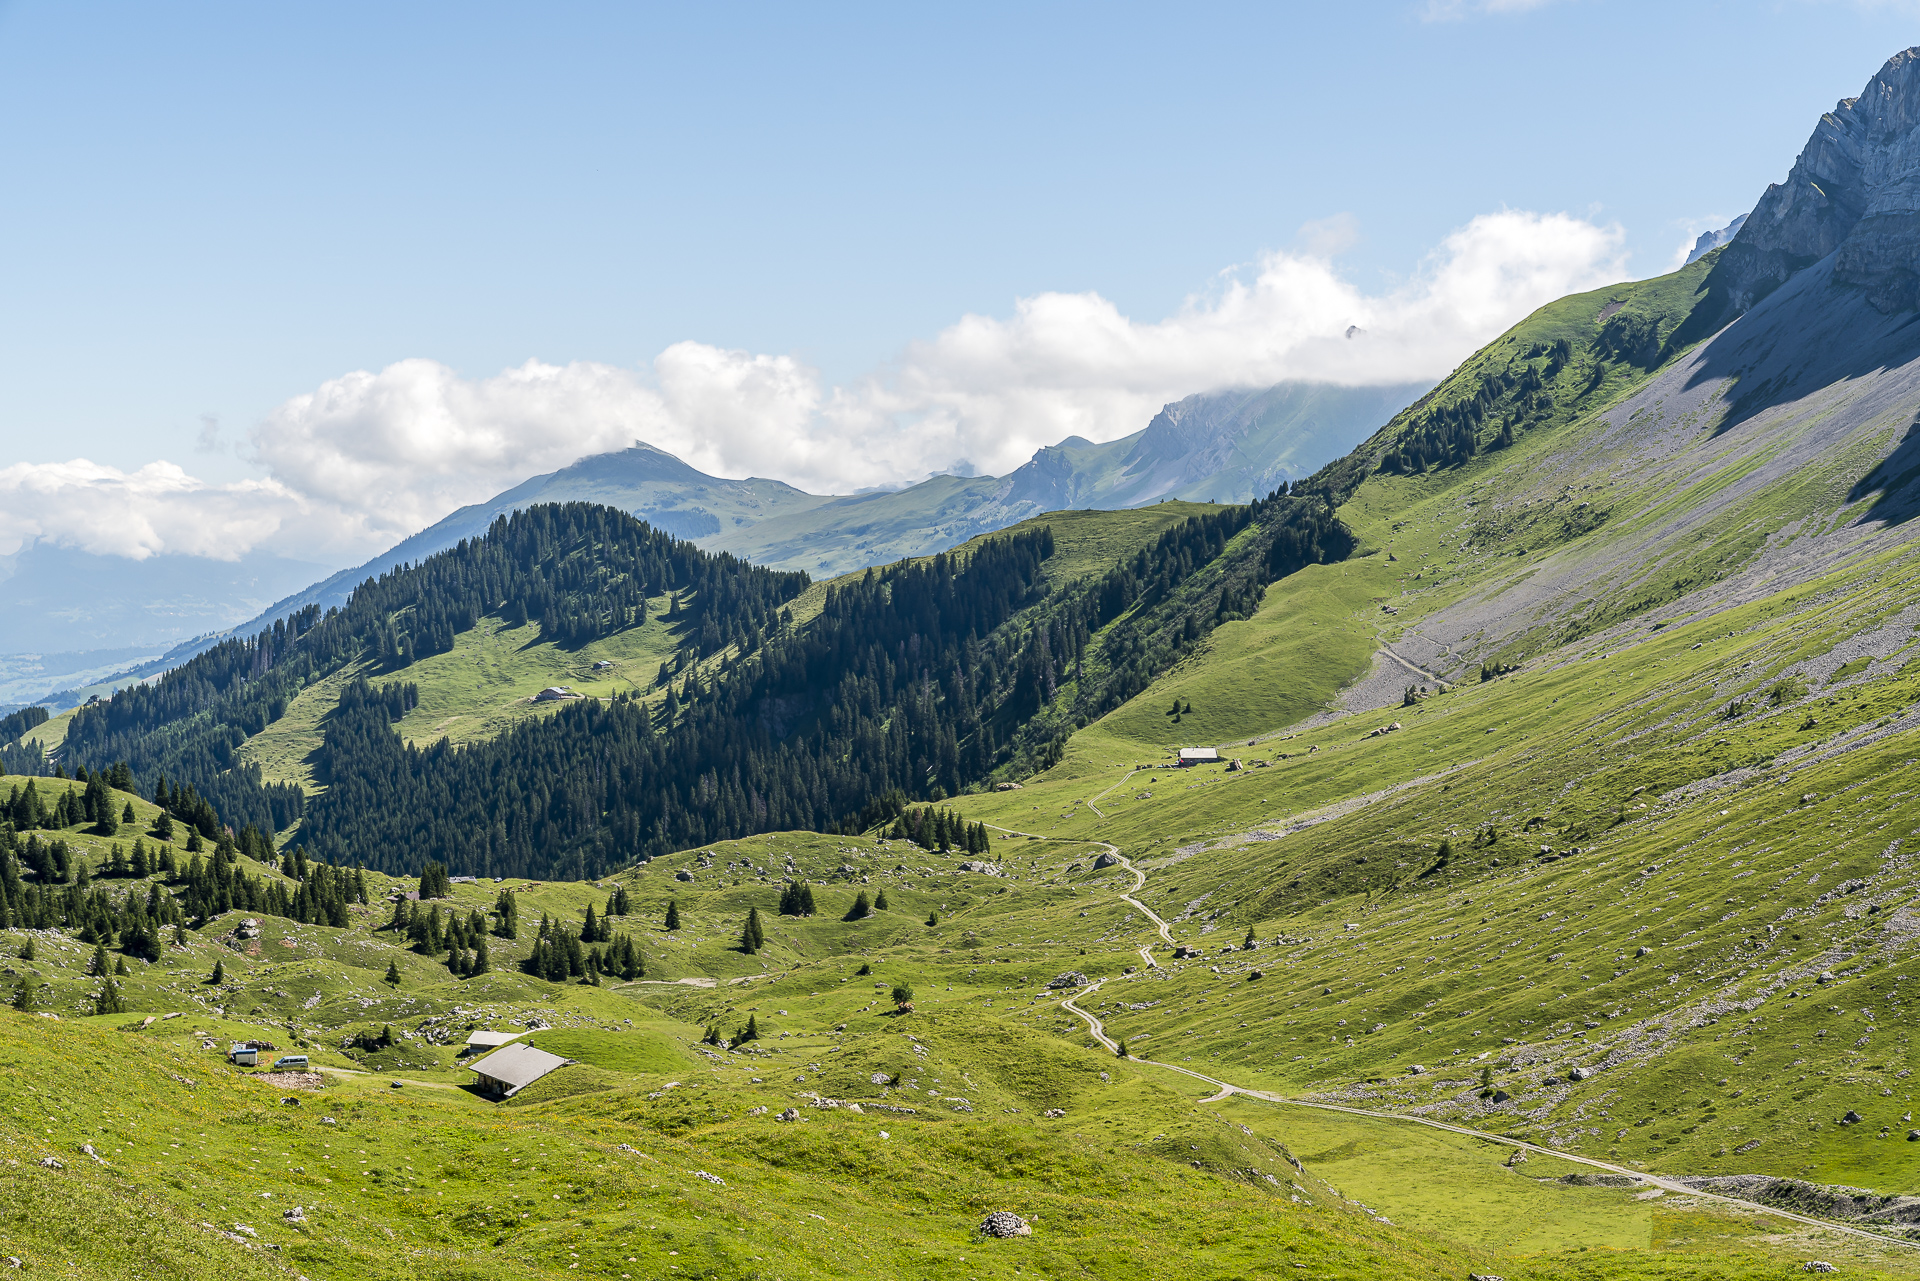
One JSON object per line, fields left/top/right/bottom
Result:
{"left": 1421, "top": 0, "right": 1557, "bottom": 18}
{"left": 20, "top": 207, "right": 1628, "bottom": 564}
{"left": 0, "top": 459, "right": 297, "bottom": 561}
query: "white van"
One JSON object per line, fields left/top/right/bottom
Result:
{"left": 271, "top": 1054, "right": 310, "bottom": 1071}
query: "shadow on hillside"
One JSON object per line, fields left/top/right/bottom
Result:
{"left": 1680, "top": 259, "right": 1920, "bottom": 455}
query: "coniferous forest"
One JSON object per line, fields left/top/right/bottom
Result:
{"left": 49, "top": 489, "right": 1357, "bottom": 879}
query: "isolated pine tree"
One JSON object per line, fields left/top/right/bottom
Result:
{"left": 874, "top": 889, "right": 889, "bottom": 911}
{"left": 800, "top": 884, "right": 816, "bottom": 916}
{"left": 113, "top": 956, "right": 129, "bottom": 976}
{"left": 383, "top": 960, "right": 400, "bottom": 986}
{"left": 121, "top": 801, "right": 135, "bottom": 825}
{"left": 665, "top": 899, "right": 681, "bottom": 931}
{"left": 583, "top": 903, "right": 600, "bottom": 943}
{"left": 1115, "top": 1040, "right": 1128, "bottom": 1058}
{"left": 19, "top": 938, "right": 34, "bottom": 961}
{"left": 208, "top": 958, "right": 224, "bottom": 985}
{"left": 94, "top": 979, "right": 124, "bottom": 1015}
{"left": 925, "top": 910, "right": 939, "bottom": 927}
{"left": 89, "top": 942, "right": 109, "bottom": 976}
{"left": 846, "top": 891, "right": 872, "bottom": 921}
{"left": 12, "top": 977, "right": 35, "bottom": 1012}
{"left": 891, "top": 983, "right": 914, "bottom": 1011}
{"left": 741, "top": 907, "right": 763, "bottom": 954}
{"left": 472, "top": 936, "right": 490, "bottom": 975}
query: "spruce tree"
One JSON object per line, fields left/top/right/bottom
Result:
{"left": 1115, "top": 1039, "right": 1128, "bottom": 1058}
{"left": 121, "top": 801, "right": 135, "bottom": 825}
{"left": 94, "top": 979, "right": 124, "bottom": 1015}
{"left": 873, "top": 889, "right": 889, "bottom": 911}
{"left": 1243, "top": 926, "right": 1256, "bottom": 949}
{"left": 665, "top": 899, "right": 681, "bottom": 931}
{"left": 19, "top": 938, "right": 34, "bottom": 961}
{"left": 113, "top": 956, "right": 129, "bottom": 976}
{"left": 383, "top": 960, "right": 400, "bottom": 986}
{"left": 208, "top": 958, "right": 224, "bottom": 985}
{"left": 736, "top": 1014, "right": 759, "bottom": 1043}
{"left": 12, "top": 976, "right": 35, "bottom": 1012}
{"left": 89, "top": 942, "right": 109, "bottom": 976}
{"left": 926, "top": 910, "right": 939, "bottom": 927}
{"left": 472, "top": 935, "right": 490, "bottom": 975}
{"left": 845, "top": 891, "right": 872, "bottom": 922}
{"left": 741, "top": 906, "right": 764, "bottom": 954}
{"left": 583, "top": 903, "right": 600, "bottom": 943}
{"left": 800, "top": 884, "right": 816, "bottom": 916}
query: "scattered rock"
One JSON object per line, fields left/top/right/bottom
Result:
{"left": 1042, "top": 1108, "right": 1065, "bottom": 1118}
{"left": 1635, "top": 946, "right": 1651, "bottom": 958}
{"left": 1802, "top": 1264, "right": 1837, "bottom": 1274}
{"left": 1569, "top": 1066, "right": 1594, "bottom": 1082}
{"left": 283, "top": 1206, "right": 307, "bottom": 1224}
{"left": 1173, "top": 945, "right": 1202, "bottom": 959}
{"left": 979, "top": 1211, "right": 1032, "bottom": 1238}
{"left": 1407, "top": 1064, "right": 1427, "bottom": 1075}
{"left": 1469, "top": 1273, "right": 1507, "bottom": 1281}
{"left": 1248, "top": 970, "right": 1265, "bottom": 981}
{"left": 232, "top": 1224, "right": 257, "bottom": 1238}
{"left": 1491, "top": 1090, "right": 1511, "bottom": 1103}
{"left": 694, "top": 1170, "right": 725, "bottom": 1185}
{"left": 80, "top": 1143, "right": 104, "bottom": 1163}
{"left": 38, "top": 1157, "right": 62, "bottom": 1170}
{"left": 1092, "top": 852, "right": 1120, "bottom": 870}
{"left": 957, "top": 861, "right": 1002, "bottom": 876}
{"left": 776, "top": 1108, "right": 801, "bottom": 1123}
{"left": 748, "top": 1106, "right": 768, "bottom": 1116}
{"left": 1045, "top": 971, "right": 1090, "bottom": 990}
{"left": 1818, "top": 971, "right": 1835, "bottom": 984}
{"left": 1842, "top": 1110, "right": 1863, "bottom": 1125}
{"left": 993, "top": 782, "right": 1024, "bottom": 791}
{"left": 674, "top": 870, "right": 694, "bottom": 882}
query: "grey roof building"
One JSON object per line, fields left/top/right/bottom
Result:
{"left": 467, "top": 1042, "right": 572, "bottom": 1098}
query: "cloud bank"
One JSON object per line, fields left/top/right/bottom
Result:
{"left": 5, "top": 208, "right": 1628, "bottom": 564}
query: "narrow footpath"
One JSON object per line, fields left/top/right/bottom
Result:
{"left": 1007, "top": 825, "right": 1920, "bottom": 1253}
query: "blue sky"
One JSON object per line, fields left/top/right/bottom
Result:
{"left": 0, "top": 0, "right": 1915, "bottom": 563}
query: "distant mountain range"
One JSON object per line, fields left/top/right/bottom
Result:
{"left": 223, "top": 378, "right": 1426, "bottom": 639}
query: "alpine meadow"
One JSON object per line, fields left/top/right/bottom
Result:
{"left": 19, "top": 34, "right": 1920, "bottom": 1281}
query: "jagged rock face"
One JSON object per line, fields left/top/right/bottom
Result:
{"left": 1724, "top": 47, "right": 1920, "bottom": 312}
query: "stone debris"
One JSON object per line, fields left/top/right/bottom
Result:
{"left": 80, "top": 1143, "right": 104, "bottom": 1164}
{"left": 979, "top": 1211, "right": 1032, "bottom": 1238}
{"left": 1092, "top": 852, "right": 1120, "bottom": 869}
{"left": 1042, "top": 1108, "right": 1065, "bottom": 1118}
{"left": 748, "top": 1106, "right": 769, "bottom": 1116}
{"left": 776, "top": 1108, "right": 801, "bottom": 1122}
{"left": 693, "top": 1170, "right": 726, "bottom": 1185}
{"left": 1803, "top": 1264, "right": 1837, "bottom": 1274}
{"left": 38, "top": 1157, "right": 62, "bottom": 1170}
{"left": 957, "top": 861, "right": 1002, "bottom": 876}
{"left": 283, "top": 1206, "right": 308, "bottom": 1224}
{"left": 1045, "top": 971, "right": 1090, "bottom": 990}
{"left": 993, "top": 782, "right": 1023, "bottom": 791}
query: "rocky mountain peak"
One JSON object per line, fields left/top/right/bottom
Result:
{"left": 1720, "top": 47, "right": 1920, "bottom": 312}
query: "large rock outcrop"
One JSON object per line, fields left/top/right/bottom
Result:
{"left": 1718, "top": 47, "right": 1920, "bottom": 313}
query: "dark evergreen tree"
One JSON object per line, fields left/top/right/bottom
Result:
{"left": 664, "top": 899, "right": 681, "bottom": 931}
{"left": 11, "top": 976, "right": 35, "bottom": 1012}
{"left": 384, "top": 959, "right": 401, "bottom": 985}
{"left": 845, "top": 891, "right": 871, "bottom": 922}
{"left": 741, "top": 906, "right": 764, "bottom": 954}
{"left": 94, "top": 979, "right": 124, "bottom": 1015}
{"left": 873, "top": 888, "right": 889, "bottom": 911}
{"left": 208, "top": 958, "right": 224, "bottom": 984}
